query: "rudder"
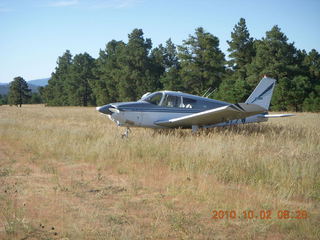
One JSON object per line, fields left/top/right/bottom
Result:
{"left": 245, "top": 77, "right": 276, "bottom": 110}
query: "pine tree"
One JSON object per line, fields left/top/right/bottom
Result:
{"left": 149, "top": 45, "right": 165, "bottom": 90}
{"left": 29, "top": 93, "right": 42, "bottom": 104}
{"left": 216, "top": 18, "right": 255, "bottom": 103}
{"left": 67, "top": 52, "right": 96, "bottom": 106}
{"left": 8, "top": 76, "right": 31, "bottom": 107}
{"left": 227, "top": 18, "right": 254, "bottom": 71}
{"left": 160, "top": 39, "right": 183, "bottom": 91}
{"left": 302, "top": 49, "right": 320, "bottom": 111}
{"left": 246, "top": 25, "right": 309, "bottom": 110}
{"left": 43, "top": 50, "right": 73, "bottom": 105}
{"left": 118, "top": 29, "right": 157, "bottom": 101}
{"left": 303, "top": 86, "right": 320, "bottom": 112}
{"left": 93, "top": 40, "right": 126, "bottom": 105}
{"left": 0, "top": 94, "right": 8, "bottom": 105}
{"left": 288, "top": 75, "right": 311, "bottom": 111}
{"left": 246, "top": 26, "right": 298, "bottom": 84}
{"left": 178, "top": 27, "right": 225, "bottom": 95}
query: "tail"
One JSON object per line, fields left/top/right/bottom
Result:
{"left": 245, "top": 77, "right": 276, "bottom": 110}
{"left": 245, "top": 77, "right": 294, "bottom": 119}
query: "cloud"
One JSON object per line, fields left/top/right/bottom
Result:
{"left": 90, "top": 0, "right": 141, "bottom": 9}
{"left": 47, "top": 0, "right": 141, "bottom": 9}
{"left": 0, "top": 3, "right": 13, "bottom": 13}
{"left": 50, "top": 0, "right": 79, "bottom": 7}
{"left": 0, "top": 6, "right": 12, "bottom": 12}
{"left": 114, "top": 0, "right": 139, "bottom": 8}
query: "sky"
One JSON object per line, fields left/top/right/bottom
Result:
{"left": 0, "top": 0, "right": 319, "bottom": 83}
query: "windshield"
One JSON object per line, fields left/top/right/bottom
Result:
{"left": 142, "top": 92, "right": 163, "bottom": 105}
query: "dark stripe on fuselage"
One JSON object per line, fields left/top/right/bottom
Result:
{"left": 251, "top": 82, "right": 274, "bottom": 103}
{"left": 118, "top": 107, "right": 201, "bottom": 113}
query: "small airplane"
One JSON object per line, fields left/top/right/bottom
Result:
{"left": 96, "top": 77, "right": 293, "bottom": 137}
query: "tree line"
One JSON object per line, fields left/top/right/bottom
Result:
{"left": 3, "top": 18, "right": 320, "bottom": 111}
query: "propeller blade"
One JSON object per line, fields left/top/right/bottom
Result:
{"left": 96, "top": 104, "right": 119, "bottom": 115}
{"left": 109, "top": 107, "right": 120, "bottom": 113}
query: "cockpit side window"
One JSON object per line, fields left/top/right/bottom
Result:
{"left": 183, "top": 97, "right": 197, "bottom": 108}
{"left": 162, "top": 95, "right": 182, "bottom": 108}
{"left": 161, "top": 95, "right": 198, "bottom": 108}
{"left": 144, "top": 92, "right": 163, "bottom": 105}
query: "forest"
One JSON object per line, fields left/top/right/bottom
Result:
{"left": 4, "top": 18, "right": 320, "bottom": 111}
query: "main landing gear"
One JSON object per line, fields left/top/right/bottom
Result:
{"left": 192, "top": 125, "right": 199, "bottom": 133}
{"left": 121, "top": 127, "right": 131, "bottom": 138}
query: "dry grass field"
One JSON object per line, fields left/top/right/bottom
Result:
{"left": 0, "top": 104, "right": 319, "bottom": 239}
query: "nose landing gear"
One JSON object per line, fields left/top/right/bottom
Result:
{"left": 121, "top": 127, "right": 131, "bottom": 138}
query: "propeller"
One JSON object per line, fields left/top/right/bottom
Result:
{"left": 108, "top": 107, "right": 120, "bottom": 113}
{"left": 96, "top": 104, "right": 119, "bottom": 115}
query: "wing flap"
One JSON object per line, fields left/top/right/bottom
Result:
{"left": 155, "top": 103, "right": 266, "bottom": 128}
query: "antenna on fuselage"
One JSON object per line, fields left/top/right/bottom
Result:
{"left": 202, "top": 87, "right": 212, "bottom": 97}
{"left": 205, "top": 88, "right": 216, "bottom": 98}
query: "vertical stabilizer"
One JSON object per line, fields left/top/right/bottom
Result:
{"left": 245, "top": 77, "right": 276, "bottom": 110}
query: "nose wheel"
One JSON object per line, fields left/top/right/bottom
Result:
{"left": 192, "top": 125, "right": 199, "bottom": 133}
{"left": 121, "top": 127, "right": 131, "bottom": 138}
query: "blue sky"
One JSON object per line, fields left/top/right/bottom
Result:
{"left": 0, "top": 0, "right": 319, "bottom": 83}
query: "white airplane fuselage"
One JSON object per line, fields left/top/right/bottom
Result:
{"left": 97, "top": 78, "right": 293, "bottom": 132}
{"left": 108, "top": 109, "right": 268, "bottom": 129}
{"left": 98, "top": 94, "right": 268, "bottom": 129}
{"left": 108, "top": 110, "right": 187, "bottom": 128}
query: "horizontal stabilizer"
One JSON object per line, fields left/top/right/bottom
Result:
{"left": 260, "top": 114, "right": 294, "bottom": 118}
{"left": 155, "top": 103, "right": 266, "bottom": 128}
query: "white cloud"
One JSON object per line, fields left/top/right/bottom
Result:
{"left": 90, "top": 0, "right": 141, "bottom": 9}
{"left": 50, "top": 0, "right": 79, "bottom": 7}
{"left": 0, "top": 7, "right": 12, "bottom": 12}
{"left": 47, "top": 0, "right": 141, "bottom": 9}
{"left": 114, "top": 0, "right": 139, "bottom": 8}
{"left": 0, "top": 4, "right": 13, "bottom": 13}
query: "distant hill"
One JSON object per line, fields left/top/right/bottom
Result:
{"left": 0, "top": 77, "right": 49, "bottom": 95}
{"left": 0, "top": 84, "right": 9, "bottom": 95}
{"left": 28, "top": 78, "right": 50, "bottom": 86}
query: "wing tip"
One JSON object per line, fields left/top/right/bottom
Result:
{"left": 262, "top": 114, "right": 295, "bottom": 118}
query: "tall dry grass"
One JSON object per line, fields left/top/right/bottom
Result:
{"left": 0, "top": 105, "right": 319, "bottom": 239}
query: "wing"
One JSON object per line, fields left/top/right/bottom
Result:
{"left": 154, "top": 103, "right": 266, "bottom": 128}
